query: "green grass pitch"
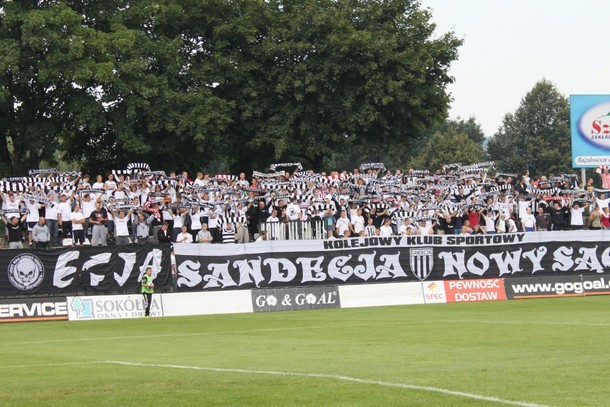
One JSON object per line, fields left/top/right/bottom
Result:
{"left": 1, "top": 296, "right": 609, "bottom": 406}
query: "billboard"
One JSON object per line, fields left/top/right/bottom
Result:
{"left": 570, "top": 94, "right": 610, "bottom": 168}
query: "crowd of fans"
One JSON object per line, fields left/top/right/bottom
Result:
{"left": 1, "top": 162, "right": 609, "bottom": 249}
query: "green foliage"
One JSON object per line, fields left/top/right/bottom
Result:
{"left": 487, "top": 79, "right": 571, "bottom": 176}
{"left": 406, "top": 131, "right": 485, "bottom": 172}
{"left": 431, "top": 116, "right": 486, "bottom": 145}
{"left": 0, "top": 0, "right": 462, "bottom": 176}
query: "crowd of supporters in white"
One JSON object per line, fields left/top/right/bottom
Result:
{"left": 1, "top": 162, "right": 610, "bottom": 249}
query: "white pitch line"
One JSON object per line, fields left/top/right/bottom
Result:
{"left": 0, "top": 360, "right": 550, "bottom": 407}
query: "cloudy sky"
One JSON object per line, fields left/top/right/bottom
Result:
{"left": 421, "top": 0, "right": 610, "bottom": 136}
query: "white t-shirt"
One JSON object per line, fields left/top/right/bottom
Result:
{"left": 81, "top": 199, "right": 96, "bottom": 218}
{"left": 351, "top": 215, "right": 365, "bottom": 234}
{"left": 172, "top": 213, "right": 183, "bottom": 229}
{"left": 336, "top": 217, "right": 351, "bottom": 236}
{"left": 570, "top": 207, "right": 585, "bottom": 226}
{"left": 287, "top": 203, "right": 301, "bottom": 221}
{"left": 190, "top": 210, "right": 202, "bottom": 230}
{"left": 25, "top": 200, "right": 41, "bottom": 222}
{"left": 379, "top": 225, "right": 393, "bottom": 236}
{"left": 71, "top": 211, "right": 85, "bottom": 230}
{"left": 177, "top": 232, "right": 193, "bottom": 243}
{"left": 114, "top": 217, "right": 130, "bottom": 237}
{"left": 3, "top": 194, "right": 21, "bottom": 211}
{"left": 522, "top": 213, "right": 536, "bottom": 228}
{"left": 58, "top": 201, "right": 73, "bottom": 221}
{"left": 45, "top": 202, "right": 58, "bottom": 221}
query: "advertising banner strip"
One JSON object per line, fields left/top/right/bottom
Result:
{"left": 174, "top": 231, "right": 610, "bottom": 291}
{"left": 504, "top": 275, "right": 586, "bottom": 299}
{"left": 67, "top": 294, "right": 164, "bottom": 321}
{"left": 444, "top": 278, "right": 506, "bottom": 303}
{"left": 162, "top": 291, "right": 254, "bottom": 317}
{"left": 0, "top": 245, "right": 172, "bottom": 297}
{"left": 338, "top": 282, "right": 424, "bottom": 308}
{"left": 570, "top": 94, "right": 610, "bottom": 168}
{"left": 580, "top": 275, "right": 610, "bottom": 295}
{"left": 0, "top": 297, "right": 68, "bottom": 323}
{"left": 422, "top": 281, "right": 447, "bottom": 304}
{"left": 252, "top": 285, "right": 340, "bottom": 312}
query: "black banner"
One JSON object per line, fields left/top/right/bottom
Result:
{"left": 504, "top": 275, "right": 584, "bottom": 299}
{"left": 0, "top": 245, "right": 172, "bottom": 297}
{"left": 0, "top": 296, "right": 68, "bottom": 323}
{"left": 251, "top": 285, "right": 340, "bottom": 312}
{"left": 174, "top": 231, "right": 610, "bottom": 291}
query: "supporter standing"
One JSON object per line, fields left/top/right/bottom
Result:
{"left": 481, "top": 210, "right": 498, "bottom": 234}
{"left": 1, "top": 214, "right": 27, "bottom": 249}
{"left": 197, "top": 223, "right": 213, "bottom": 243}
{"left": 176, "top": 226, "right": 193, "bottom": 243}
{"left": 601, "top": 206, "right": 610, "bottom": 230}
{"left": 548, "top": 201, "right": 568, "bottom": 231}
{"left": 601, "top": 167, "right": 610, "bottom": 189}
{"left": 70, "top": 204, "right": 86, "bottom": 247}
{"left": 113, "top": 209, "right": 133, "bottom": 245}
{"left": 234, "top": 222, "right": 250, "bottom": 243}
{"left": 364, "top": 218, "right": 377, "bottom": 237}
{"left": 44, "top": 193, "right": 59, "bottom": 247}
{"left": 157, "top": 222, "right": 172, "bottom": 243}
{"left": 351, "top": 208, "right": 365, "bottom": 235}
{"left": 569, "top": 201, "right": 589, "bottom": 230}
{"left": 521, "top": 207, "right": 537, "bottom": 232}
{"left": 535, "top": 207, "right": 551, "bottom": 231}
{"left": 336, "top": 211, "right": 353, "bottom": 237}
{"left": 222, "top": 221, "right": 236, "bottom": 243}
{"left": 89, "top": 201, "right": 108, "bottom": 246}
{"left": 25, "top": 196, "right": 42, "bottom": 247}
{"left": 322, "top": 209, "right": 336, "bottom": 238}
{"left": 589, "top": 206, "right": 602, "bottom": 230}
{"left": 32, "top": 217, "right": 50, "bottom": 249}
{"left": 57, "top": 193, "right": 73, "bottom": 240}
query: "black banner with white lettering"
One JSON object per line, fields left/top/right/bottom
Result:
{"left": 174, "top": 231, "right": 610, "bottom": 291}
{"left": 0, "top": 245, "right": 172, "bottom": 297}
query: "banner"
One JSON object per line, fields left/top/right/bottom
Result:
{"left": 174, "top": 231, "right": 610, "bottom": 291}
{"left": 570, "top": 94, "right": 610, "bottom": 167}
{"left": 0, "top": 245, "right": 172, "bottom": 297}
{"left": 504, "top": 275, "right": 585, "bottom": 299}
{"left": 444, "top": 278, "right": 506, "bottom": 302}
{"left": 0, "top": 296, "right": 68, "bottom": 323}
{"left": 67, "top": 294, "right": 164, "bottom": 320}
{"left": 251, "top": 285, "right": 340, "bottom": 312}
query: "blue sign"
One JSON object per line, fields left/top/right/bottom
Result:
{"left": 570, "top": 95, "right": 610, "bottom": 168}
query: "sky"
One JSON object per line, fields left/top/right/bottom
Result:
{"left": 421, "top": 0, "right": 610, "bottom": 136}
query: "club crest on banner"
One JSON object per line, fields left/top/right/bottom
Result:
{"left": 409, "top": 247, "right": 434, "bottom": 281}
{"left": 8, "top": 253, "right": 45, "bottom": 291}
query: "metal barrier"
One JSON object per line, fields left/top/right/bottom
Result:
{"left": 259, "top": 219, "right": 324, "bottom": 240}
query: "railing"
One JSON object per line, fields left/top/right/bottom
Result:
{"left": 259, "top": 219, "right": 325, "bottom": 240}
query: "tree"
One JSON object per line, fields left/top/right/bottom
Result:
{"left": 431, "top": 116, "right": 485, "bottom": 146}
{"left": 239, "top": 0, "right": 462, "bottom": 172}
{"left": 1, "top": 0, "right": 462, "bottom": 176}
{"left": 0, "top": 1, "right": 109, "bottom": 175}
{"left": 487, "top": 80, "right": 571, "bottom": 176}
{"left": 406, "top": 132, "right": 484, "bottom": 172}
